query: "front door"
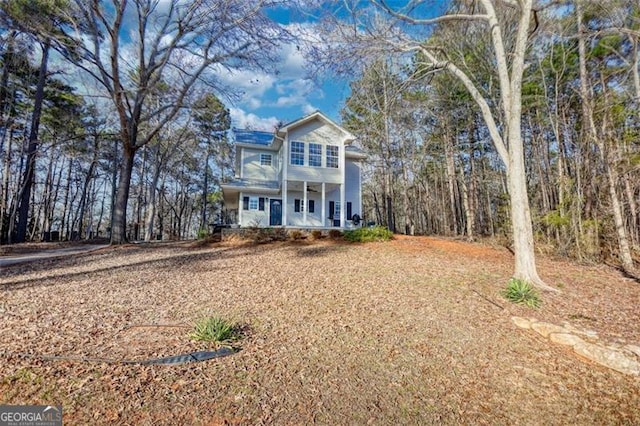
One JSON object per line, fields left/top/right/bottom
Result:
{"left": 269, "top": 199, "right": 282, "bottom": 226}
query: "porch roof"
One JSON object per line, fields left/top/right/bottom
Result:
{"left": 221, "top": 178, "right": 281, "bottom": 195}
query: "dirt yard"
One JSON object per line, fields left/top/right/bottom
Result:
{"left": 1, "top": 236, "right": 639, "bottom": 424}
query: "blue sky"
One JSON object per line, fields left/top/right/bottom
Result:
{"left": 225, "top": 7, "right": 351, "bottom": 131}
{"left": 226, "top": 1, "right": 449, "bottom": 131}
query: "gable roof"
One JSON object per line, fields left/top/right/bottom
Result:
{"left": 276, "top": 111, "right": 356, "bottom": 142}
{"left": 234, "top": 129, "right": 275, "bottom": 146}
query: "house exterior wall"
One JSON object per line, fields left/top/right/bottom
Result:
{"left": 242, "top": 148, "right": 278, "bottom": 181}
{"left": 239, "top": 193, "right": 270, "bottom": 227}
{"left": 345, "top": 159, "right": 362, "bottom": 216}
{"left": 285, "top": 191, "right": 324, "bottom": 227}
{"left": 285, "top": 122, "right": 345, "bottom": 184}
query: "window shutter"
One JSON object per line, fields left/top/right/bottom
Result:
{"left": 294, "top": 199, "right": 300, "bottom": 213}
{"left": 243, "top": 196, "right": 249, "bottom": 210}
{"left": 308, "top": 200, "right": 315, "bottom": 213}
{"left": 347, "top": 202, "right": 352, "bottom": 220}
{"left": 329, "top": 201, "right": 335, "bottom": 218}
{"left": 259, "top": 197, "right": 265, "bottom": 211}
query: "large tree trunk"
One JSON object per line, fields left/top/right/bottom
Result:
{"left": 144, "top": 160, "right": 162, "bottom": 242}
{"left": 14, "top": 40, "right": 50, "bottom": 243}
{"left": 507, "top": 129, "right": 545, "bottom": 287}
{"left": 111, "top": 144, "right": 136, "bottom": 244}
{"left": 498, "top": 0, "right": 553, "bottom": 290}
{"left": 77, "top": 136, "right": 99, "bottom": 239}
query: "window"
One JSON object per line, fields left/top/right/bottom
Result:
{"left": 326, "top": 145, "right": 339, "bottom": 168}
{"left": 243, "top": 196, "right": 266, "bottom": 211}
{"left": 260, "top": 153, "right": 272, "bottom": 166}
{"left": 334, "top": 201, "right": 340, "bottom": 217}
{"left": 309, "top": 143, "right": 322, "bottom": 167}
{"left": 290, "top": 141, "right": 304, "bottom": 165}
{"left": 295, "top": 199, "right": 314, "bottom": 213}
{"left": 248, "top": 196, "right": 259, "bottom": 210}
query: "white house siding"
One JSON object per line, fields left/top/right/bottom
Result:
{"left": 345, "top": 159, "right": 362, "bottom": 216}
{"left": 240, "top": 193, "right": 270, "bottom": 227}
{"left": 286, "top": 121, "right": 344, "bottom": 184}
{"left": 242, "top": 148, "right": 278, "bottom": 181}
{"left": 285, "top": 191, "right": 324, "bottom": 227}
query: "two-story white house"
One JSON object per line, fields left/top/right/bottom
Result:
{"left": 221, "top": 111, "right": 366, "bottom": 228}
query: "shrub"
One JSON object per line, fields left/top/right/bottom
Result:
{"left": 289, "top": 230, "right": 304, "bottom": 240}
{"left": 502, "top": 278, "right": 541, "bottom": 308}
{"left": 328, "top": 229, "right": 343, "bottom": 239}
{"left": 311, "top": 230, "right": 323, "bottom": 240}
{"left": 196, "top": 228, "right": 209, "bottom": 239}
{"left": 344, "top": 226, "right": 393, "bottom": 243}
{"left": 189, "top": 316, "right": 239, "bottom": 344}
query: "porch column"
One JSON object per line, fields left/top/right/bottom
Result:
{"left": 282, "top": 180, "right": 288, "bottom": 227}
{"left": 340, "top": 183, "right": 345, "bottom": 228}
{"left": 339, "top": 142, "right": 346, "bottom": 228}
{"left": 238, "top": 191, "right": 243, "bottom": 226}
{"left": 321, "top": 182, "right": 326, "bottom": 227}
{"left": 303, "top": 180, "right": 308, "bottom": 226}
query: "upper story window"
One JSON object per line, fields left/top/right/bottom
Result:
{"left": 260, "top": 153, "right": 272, "bottom": 166}
{"left": 309, "top": 143, "right": 322, "bottom": 167}
{"left": 326, "top": 145, "right": 339, "bottom": 168}
{"left": 290, "top": 141, "right": 304, "bottom": 166}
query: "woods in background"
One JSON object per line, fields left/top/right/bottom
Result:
{"left": 0, "top": 0, "right": 638, "bottom": 276}
{"left": 338, "top": 0, "right": 639, "bottom": 273}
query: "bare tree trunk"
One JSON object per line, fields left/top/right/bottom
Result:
{"left": 576, "top": 2, "right": 635, "bottom": 275}
{"left": 0, "top": 123, "right": 14, "bottom": 242}
{"left": 15, "top": 40, "right": 50, "bottom": 243}
{"left": 444, "top": 131, "right": 458, "bottom": 236}
{"left": 144, "top": 158, "right": 162, "bottom": 242}
{"left": 59, "top": 157, "right": 73, "bottom": 240}
{"left": 111, "top": 145, "right": 136, "bottom": 244}
{"left": 77, "top": 135, "right": 99, "bottom": 239}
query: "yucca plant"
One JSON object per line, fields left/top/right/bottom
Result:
{"left": 502, "top": 278, "right": 541, "bottom": 308}
{"left": 189, "top": 316, "right": 239, "bottom": 344}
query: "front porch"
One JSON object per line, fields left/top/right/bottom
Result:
{"left": 224, "top": 179, "right": 362, "bottom": 229}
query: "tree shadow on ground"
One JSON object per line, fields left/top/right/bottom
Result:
{"left": 0, "top": 244, "right": 260, "bottom": 291}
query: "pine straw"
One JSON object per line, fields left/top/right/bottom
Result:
{"left": 1, "top": 236, "right": 639, "bottom": 424}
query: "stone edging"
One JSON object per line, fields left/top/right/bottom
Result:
{"left": 512, "top": 317, "right": 640, "bottom": 376}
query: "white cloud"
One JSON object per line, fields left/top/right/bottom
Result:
{"left": 230, "top": 107, "right": 280, "bottom": 131}
{"left": 276, "top": 42, "right": 307, "bottom": 80}
{"left": 211, "top": 65, "right": 277, "bottom": 109}
{"left": 247, "top": 98, "right": 262, "bottom": 109}
{"left": 275, "top": 95, "right": 303, "bottom": 107}
{"left": 302, "top": 103, "right": 317, "bottom": 115}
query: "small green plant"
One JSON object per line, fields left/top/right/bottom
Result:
{"left": 189, "top": 316, "right": 239, "bottom": 344}
{"left": 196, "top": 227, "right": 209, "bottom": 239}
{"left": 502, "top": 278, "right": 541, "bottom": 308}
{"left": 344, "top": 226, "right": 393, "bottom": 243}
